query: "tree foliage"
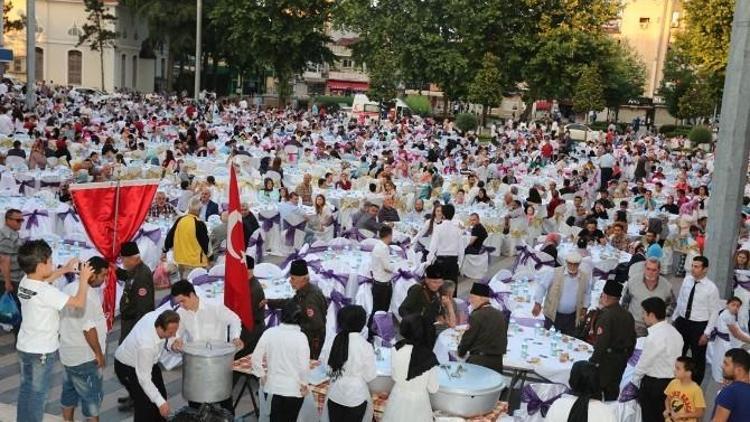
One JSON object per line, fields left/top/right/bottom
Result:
{"left": 78, "top": 0, "right": 118, "bottom": 91}
{"left": 573, "top": 65, "right": 605, "bottom": 114}
{"left": 468, "top": 52, "right": 505, "bottom": 125}
{"left": 3, "top": 1, "right": 24, "bottom": 34}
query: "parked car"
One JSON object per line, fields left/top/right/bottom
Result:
{"left": 563, "top": 123, "right": 592, "bottom": 141}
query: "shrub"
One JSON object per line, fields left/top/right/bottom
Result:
{"left": 455, "top": 113, "right": 478, "bottom": 133}
{"left": 688, "top": 126, "right": 713, "bottom": 144}
{"left": 313, "top": 95, "right": 353, "bottom": 112}
{"left": 403, "top": 95, "right": 432, "bottom": 116}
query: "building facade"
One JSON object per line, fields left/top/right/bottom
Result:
{"left": 297, "top": 29, "right": 370, "bottom": 97}
{"left": 3, "top": 0, "right": 168, "bottom": 93}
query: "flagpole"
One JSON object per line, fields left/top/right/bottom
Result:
{"left": 112, "top": 179, "right": 121, "bottom": 258}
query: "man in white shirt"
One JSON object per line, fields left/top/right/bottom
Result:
{"left": 368, "top": 226, "right": 395, "bottom": 338}
{"left": 168, "top": 280, "right": 243, "bottom": 412}
{"left": 673, "top": 256, "right": 723, "bottom": 384}
{"left": 428, "top": 204, "right": 464, "bottom": 289}
{"left": 252, "top": 302, "right": 310, "bottom": 421}
{"left": 59, "top": 256, "right": 110, "bottom": 422}
{"left": 114, "top": 310, "right": 181, "bottom": 421}
{"left": 634, "top": 297, "right": 684, "bottom": 422}
{"left": 15, "top": 240, "right": 90, "bottom": 422}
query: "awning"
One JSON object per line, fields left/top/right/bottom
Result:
{"left": 535, "top": 100, "right": 552, "bottom": 111}
{"left": 327, "top": 80, "right": 369, "bottom": 91}
{"left": 0, "top": 48, "right": 13, "bottom": 63}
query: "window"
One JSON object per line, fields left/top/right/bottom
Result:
{"left": 67, "top": 51, "right": 82, "bottom": 85}
{"left": 671, "top": 11, "right": 681, "bottom": 28}
{"left": 13, "top": 57, "right": 24, "bottom": 73}
{"left": 639, "top": 17, "right": 650, "bottom": 29}
{"left": 132, "top": 56, "right": 137, "bottom": 88}
{"left": 120, "top": 54, "right": 126, "bottom": 87}
{"left": 35, "top": 48, "right": 44, "bottom": 81}
{"left": 341, "top": 59, "right": 352, "bottom": 69}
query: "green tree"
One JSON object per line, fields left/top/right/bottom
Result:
{"left": 3, "top": 1, "right": 24, "bottom": 33}
{"left": 677, "top": 79, "right": 715, "bottom": 123}
{"left": 366, "top": 48, "right": 399, "bottom": 101}
{"left": 601, "top": 41, "right": 646, "bottom": 120}
{"left": 77, "top": 0, "right": 118, "bottom": 91}
{"left": 468, "top": 52, "right": 505, "bottom": 127}
{"left": 573, "top": 65, "right": 605, "bottom": 119}
{"left": 212, "top": 0, "right": 334, "bottom": 105}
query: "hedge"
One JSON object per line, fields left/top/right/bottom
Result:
{"left": 312, "top": 95, "right": 354, "bottom": 112}
{"left": 658, "top": 124, "right": 693, "bottom": 135}
{"left": 404, "top": 95, "right": 432, "bottom": 116}
{"left": 688, "top": 126, "right": 713, "bottom": 144}
{"left": 455, "top": 113, "right": 478, "bottom": 133}
{"left": 589, "top": 121, "right": 629, "bottom": 133}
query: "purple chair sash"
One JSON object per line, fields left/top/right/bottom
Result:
{"left": 283, "top": 220, "right": 306, "bottom": 246}
{"left": 17, "top": 179, "right": 34, "bottom": 194}
{"left": 259, "top": 213, "right": 280, "bottom": 232}
{"left": 490, "top": 290, "right": 510, "bottom": 310}
{"left": 627, "top": 349, "right": 643, "bottom": 366}
{"left": 511, "top": 245, "right": 556, "bottom": 273}
{"left": 329, "top": 289, "right": 352, "bottom": 331}
{"left": 40, "top": 180, "right": 61, "bottom": 188}
{"left": 266, "top": 307, "right": 281, "bottom": 327}
{"left": 192, "top": 274, "right": 223, "bottom": 285}
{"left": 372, "top": 312, "right": 396, "bottom": 345}
{"left": 357, "top": 275, "right": 374, "bottom": 285}
{"left": 514, "top": 317, "right": 542, "bottom": 327}
{"left": 733, "top": 272, "right": 750, "bottom": 291}
{"left": 341, "top": 227, "right": 368, "bottom": 241}
{"left": 521, "top": 385, "right": 567, "bottom": 417}
{"left": 23, "top": 210, "right": 49, "bottom": 229}
{"left": 133, "top": 227, "right": 162, "bottom": 244}
{"left": 593, "top": 267, "right": 616, "bottom": 281}
{"left": 57, "top": 209, "right": 80, "bottom": 223}
{"left": 317, "top": 268, "right": 349, "bottom": 289}
{"left": 618, "top": 382, "right": 638, "bottom": 402}
{"left": 709, "top": 327, "right": 730, "bottom": 342}
{"left": 390, "top": 269, "right": 418, "bottom": 283}
{"left": 281, "top": 249, "right": 306, "bottom": 268}
{"left": 247, "top": 235, "right": 264, "bottom": 263}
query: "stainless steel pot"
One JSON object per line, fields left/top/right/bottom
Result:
{"left": 368, "top": 375, "right": 394, "bottom": 394}
{"left": 429, "top": 363, "right": 506, "bottom": 417}
{"left": 182, "top": 341, "right": 236, "bottom": 403}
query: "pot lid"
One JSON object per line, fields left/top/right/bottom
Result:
{"left": 435, "top": 363, "right": 506, "bottom": 395}
{"left": 182, "top": 341, "right": 237, "bottom": 357}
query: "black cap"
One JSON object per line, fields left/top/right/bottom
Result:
{"left": 425, "top": 263, "right": 443, "bottom": 279}
{"left": 603, "top": 280, "right": 623, "bottom": 297}
{"left": 290, "top": 259, "right": 309, "bottom": 276}
{"left": 120, "top": 241, "right": 140, "bottom": 257}
{"left": 470, "top": 283, "right": 491, "bottom": 298}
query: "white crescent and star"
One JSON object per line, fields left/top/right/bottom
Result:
{"left": 226, "top": 210, "right": 244, "bottom": 260}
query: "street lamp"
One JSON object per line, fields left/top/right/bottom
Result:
{"left": 194, "top": 0, "right": 202, "bottom": 102}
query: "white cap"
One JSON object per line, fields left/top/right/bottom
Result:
{"left": 566, "top": 252, "right": 583, "bottom": 264}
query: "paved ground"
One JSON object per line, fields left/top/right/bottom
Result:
{"left": 0, "top": 255, "right": 720, "bottom": 421}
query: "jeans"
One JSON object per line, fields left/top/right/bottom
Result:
{"left": 61, "top": 360, "right": 103, "bottom": 417}
{"left": 17, "top": 350, "right": 58, "bottom": 422}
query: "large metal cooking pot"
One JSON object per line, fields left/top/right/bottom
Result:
{"left": 182, "top": 341, "right": 236, "bottom": 403}
{"left": 369, "top": 346, "right": 394, "bottom": 393}
{"left": 430, "top": 363, "right": 506, "bottom": 417}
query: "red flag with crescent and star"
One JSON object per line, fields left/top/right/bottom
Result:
{"left": 224, "top": 161, "right": 254, "bottom": 330}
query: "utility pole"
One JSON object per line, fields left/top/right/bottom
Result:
{"left": 0, "top": 0, "right": 5, "bottom": 77}
{"left": 25, "top": 0, "right": 35, "bottom": 110}
{"left": 194, "top": 0, "right": 201, "bottom": 102}
{"left": 705, "top": 0, "right": 750, "bottom": 297}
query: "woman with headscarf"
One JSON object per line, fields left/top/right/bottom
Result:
{"left": 324, "top": 306, "right": 377, "bottom": 422}
{"left": 382, "top": 315, "right": 440, "bottom": 422}
{"left": 545, "top": 361, "right": 616, "bottom": 421}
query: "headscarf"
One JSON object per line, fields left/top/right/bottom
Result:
{"left": 327, "top": 305, "right": 367, "bottom": 381}
{"left": 567, "top": 361, "right": 602, "bottom": 422}
{"left": 395, "top": 314, "right": 439, "bottom": 381}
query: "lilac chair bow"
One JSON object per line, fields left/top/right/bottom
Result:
{"left": 390, "top": 269, "right": 417, "bottom": 283}
{"left": 283, "top": 220, "right": 306, "bottom": 246}
{"left": 627, "top": 349, "right": 643, "bottom": 366}
{"left": 372, "top": 312, "right": 396, "bottom": 345}
{"left": 592, "top": 267, "right": 616, "bottom": 281}
{"left": 281, "top": 249, "right": 307, "bottom": 268}
{"left": 618, "top": 382, "right": 639, "bottom": 402}
{"left": 357, "top": 275, "right": 374, "bottom": 285}
{"left": 341, "top": 228, "right": 368, "bottom": 241}
{"left": 317, "top": 269, "right": 349, "bottom": 289}
{"left": 259, "top": 213, "right": 280, "bottom": 232}
{"left": 17, "top": 179, "right": 34, "bottom": 194}
{"left": 490, "top": 289, "right": 511, "bottom": 310}
{"left": 521, "top": 385, "right": 567, "bottom": 417}
{"left": 192, "top": 274, "right": 224, "bottom": 285}
{"left": 709, "top": 327, "right": 730, "bottom": 342}
{"left": 733, "top": 272, "right": 750, "bottom": 291}
{"left": 57, "top": 209, "right": 80, "bottom": 223}
{"left": 392, "top": 237, "right": 412, "bottom": 249}
{"left": 133, "top": 227, "right": 162, "bottom": 244}
{"left": 40, "top": 180, "right": 61, "bottom": 188}
{"left": 247, "top": 235, "right": 264, "bottom": 263}
{"left": 266, "top": 307, "right": 282, "bottom": 327}
{"left": 23, "top": 210, "right": 48, "bottom": 229}
{"left": 511, "top": 245, "right": 556, "bottom": 273}
{"left": 329, "top": 290, "right": 351, "bottom": 333}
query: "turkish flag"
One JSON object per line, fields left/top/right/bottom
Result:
{"left": 225, "top": 162, "right": 254, "bottom": 330}
{"left": 70, "top": 180, "right": 159, "bottom": 330}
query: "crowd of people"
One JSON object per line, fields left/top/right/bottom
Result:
{"left": 0, "top": 83, "right": 749, "bottom": 422}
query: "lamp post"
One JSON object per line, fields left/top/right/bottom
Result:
{"left": 194, "top": 0, "right": 202, "bottom": 102}
{"left": 25, "top": 0, "right": 35, "bottom": 110}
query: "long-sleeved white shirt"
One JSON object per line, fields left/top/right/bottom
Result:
{"left": 174, "top": 296, "right": 242, "bottom": 344}
{"left": 632, "top": 320, "right": 684, "bottom": 383}
{"left": 370, "top": 239, "right": 395, "bottom": 283}
{"left": 327, "top": 333, "right": 378, "bottom": 407}
{"left": 114, "top": 310, "right": 169, "bottom": 407}
{"left": 252, "top": 324, "right": 310, "bottom": 397}
{"left": 427, "top": 219, "right": 464, "bottom": 263}
{"left": 674, "top": 275, "right": 722, "bottom": 334}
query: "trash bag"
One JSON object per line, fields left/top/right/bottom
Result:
{"left": 0, "top": 293, "right": 20, "bottom": 327}
{"left": 153, "top": 262, "right": 171, "bottom": 290}
{"left": 170, "top": 404, "right": 233, "bottom": 422}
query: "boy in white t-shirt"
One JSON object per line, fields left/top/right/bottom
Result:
{"left": 15, "top": 239, "right": 91, "bottom": 422}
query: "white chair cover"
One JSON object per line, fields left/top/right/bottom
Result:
{"left": 280, "top": 213, "right": 307, "bottom": 256}
{"left": 208, "top": 264, "right": 225, "bottom": 276}
{"left": 513, "top": 382, "right": 568, "bottom": 422}
{"left": 461, "top": 251, "right": 488, "bottom": 279}
{"left": 255, "top": 263, "right": 284, "bottom": 280}
{"left": 258, "top": 208, "right": 282, "bottom": 256}
{"left": 187, "top": 268, "right": 208, "bottom": 283}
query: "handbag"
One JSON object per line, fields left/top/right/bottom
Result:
{"left": 0, "top": 293, "right": 21, "bottom": 327}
